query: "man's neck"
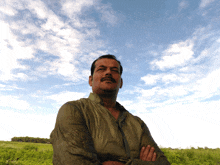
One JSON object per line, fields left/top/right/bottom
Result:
{"left": 97, "top": 93, "right": 118, "bottom": 110}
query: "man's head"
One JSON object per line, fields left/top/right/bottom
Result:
{"left": 90, "top": 55, "right": 123, "bottom": 76}
{"left": 89, "top": 55, "right": 123, "bottom": 96}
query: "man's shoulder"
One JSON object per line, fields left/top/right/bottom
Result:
{"left": 57, "top": 97, "right": 92, "bottom": 117}
{"left": 65, "top": 97, "right": 90, "bottom": 106}
{"left": 121, "top": 109, "right": 144, "bottom": 125}
{"left": 132, "top": 115, "right": 143, "bottom": 122}
{"left": 117, "top": 102, "right": 143, "bottom": 123}
{"left": 58, "top": 97, "right": 93, "bottom": 111}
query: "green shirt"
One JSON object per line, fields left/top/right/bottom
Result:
{"left": 50, "top": 93, "right": 170, "bottom": 165}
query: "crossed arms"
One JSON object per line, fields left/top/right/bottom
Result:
{"left": 50, "top": 103, "right": 170, "bottom": 165}
{"left": 103, "top": 145, "right": 157, "bottom": 165}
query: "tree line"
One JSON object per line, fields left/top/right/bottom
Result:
{"left": 11, "top": 136, "right": 51, "bottom": 144}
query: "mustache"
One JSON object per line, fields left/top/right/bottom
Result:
{"left": 101, "top": 77, "right": 116, "bottom": 83}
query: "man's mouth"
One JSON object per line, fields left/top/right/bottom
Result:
{"left": 101, "top": 77, "right": 116, "bottom": 83}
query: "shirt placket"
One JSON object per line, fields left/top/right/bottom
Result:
{"left": 117, "top": 113, "right": 131, "bottom": 160}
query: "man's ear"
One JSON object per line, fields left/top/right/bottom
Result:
{"left": 120, "top": 78, "right": 123, "bottom": 88}
{"left": 89, "top": 75, "right": 93, "bottom": 87}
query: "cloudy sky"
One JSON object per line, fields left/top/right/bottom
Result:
{"left": 1, "top": 0, "right": 220, "bottom": 149}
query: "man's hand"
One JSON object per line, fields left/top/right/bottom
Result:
{"left": 102, "top": 145, "right": 156, "bottom": 164}
{"left": 102, "top": 161, "right": 125, "bottom": 165}
{"left": 140, "top": 145, "right": 157, "bottom": 161}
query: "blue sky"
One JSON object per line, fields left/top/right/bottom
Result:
{"left": 0, "top": 0, "right": 220, "bottom": 149}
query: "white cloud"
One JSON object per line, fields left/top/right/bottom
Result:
{"left": 79, "top": 50, "right": 108, "bottom": 65}
{"left": 27, "top": 0, "right": 49, "bottom": 19}
{"left": 0, "top": 84, "right": 23, "bottom": 91}
{"left": 61, "top": 0, "right": 94, "bottom": 17}
{"left": 162, "top": 74, "right": 180, "bottom": 83}
{"left": 194, "top": 68, "right": 220, "bottom": 99}
{"left": 0, "top": 1, "right": 17, "bottom": 16}
{"left": 0, "top": 0, "right": 109, "bottom": 82}
{"left": 9, "top": 18, "right": 44, "bottom": 39}
{"left": 139, "top": 86, "right": 189, "bottom": 102}
{"left": 139, "top": 87, "right": 160, "bottom": 98}
{"left": 159, "top": 86, "right": 188, "bottom": 97}
{"left": 47, "top": 91, "right": 87, "bottom": 105}
{"left": 0, "top": 110, "right": 57, "bottom": 141}
{"left": 191, "top": 49, "right": 209, "bottom": 64}
{"left": 47, "top": 49, "right": 80, "bottom": 79}
{"left": 41, "top": 13, "right": 65, "bottom": 33}
{"left": 33, "top": 1, "right": 107, "bottom": 81}
{"left": 149, "top": 25, "right": 220, "bottom": 73}
{"left": 136, "top": 101, "right": 220, "bottom": 148}
{"left": 136, "top": 25, "right": 220, "bottom": 114}
{"left": 0, "top": 21, "right": 34, "bottom": 81}
{"left": 95, "top": 2, "right": 119, "bottom": 26}
{"left": 0, "top": 95, "right": 30, "bottom": 110}
{"left": 61, "top": 0, "right": 119, "bottom": 26}
{"left": 163, "top": 73, "right": 191, "bottom": 83}
{"left": 129, "top": 66, "right": 220, "bottom": 113}
{"left": 141, "top": 74, "right": 160, "bottom": 85}
{"left": 0, "top": 84, "right": 6, "bottom": 88}
{"left": 122, "top": 97, "right": 220, "bottom": 148}
{"left": 199, "top": 0, "right": 216, "bottom": 8}
{"left": 179, "top": 0, "right": 189, "bottom": 11}
{"left": 0, "top": 0, "right": 26, "bottom": 12}
{"left": 120, "top": 86, "right": 220, "bottom": 149}
{"left": 117, "top": 100, "right": 134, "bottom": 107}
{"left": 138, "top": 69, "right": 220, "bottom": 104}
{"left": 141, "top": 73, "right": 191, "bottom": 85}
{"left": 151, "top": 40, "right": 194, "bottom": 70}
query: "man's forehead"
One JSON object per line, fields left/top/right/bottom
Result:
{"left": 95, "top": 58, "right": 120, "bottom": 68}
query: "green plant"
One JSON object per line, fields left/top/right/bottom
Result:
{"left": 22, "top": 145, "right": 38, "bottom": 151}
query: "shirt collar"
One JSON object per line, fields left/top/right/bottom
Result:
{"left": 88, "top": 92, "right": 128, "bottom": 121}
{"left": 88, "top": 92, "right": 125, "bottom": 110}
{"left": 88, "top": 92, "right": 103, "bottom": 104}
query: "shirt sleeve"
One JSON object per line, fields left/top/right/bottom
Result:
{"left": 125, "top": 117, "right": 171, "bottom": 165}
{"left": 50, "top": 102, "right": 102, "bottom": 165}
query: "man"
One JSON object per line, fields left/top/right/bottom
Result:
{"left": 50, "top": 55, "right": 170, "bottom": 165}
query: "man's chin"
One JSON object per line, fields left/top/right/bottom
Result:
{"left": 93, "top": 86, "right": 118, "bottom": 95}
{"left": 101, "top": 88, "right": 117, "bottom": 94}
{"left": 103, "top": 89, "right": 114, "bottom": 92}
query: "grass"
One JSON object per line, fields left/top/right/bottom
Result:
{"left": 163, "top": 147, "right": 220, "bottom": 165}
{"left": 0, "top": 141, "right": 220, "bottom": 165}
{"left": 0, "top": 141, "right": 53, "bottom": 165}
{"left": 0, "top": 141, "right": 52, "bottom": 152}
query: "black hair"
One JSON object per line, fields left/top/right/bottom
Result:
{"left": 90, "top": 54, "right": 123, "bottom": 76}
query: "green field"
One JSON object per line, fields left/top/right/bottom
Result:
{"left": 0, "top": 141, "right": 53, "bottom": 165}
{"left": 0, "top": 141, "right": 220, "bottom": 165}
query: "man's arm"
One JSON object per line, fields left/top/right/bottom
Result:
{"left": 124, "top": 117, "right": 170, "bottom": 165}
{"left": 102, "top": 161, "right": 125, "bottom": 165}
{"left": 50, "top": 102, "right": 101, "bottom": 165}
{"left": 140, "top": 119, "right": 170, "bottom": 164}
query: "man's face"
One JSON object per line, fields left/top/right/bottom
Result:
{"left": 89, "top": 58, "right": 123, "bottom": 95}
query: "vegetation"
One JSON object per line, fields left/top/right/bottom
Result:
{"left": 0, "top": 141, "right": 53, "bottom": 165}
{"left": 11, "top": 137, "right": 51, "bottom": 144}
{"left": 163, "top": 147, "right": 220, "bottom": 165}
{"left": 0, "top": 141, "right": 220, "bottom": 165}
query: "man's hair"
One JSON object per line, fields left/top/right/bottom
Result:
{"left": 91, "top": 54, "right": 123, "bottom": 76}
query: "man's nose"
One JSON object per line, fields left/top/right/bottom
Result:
{"left": 104, "top": 68, "right": 112, "bottom": 75}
